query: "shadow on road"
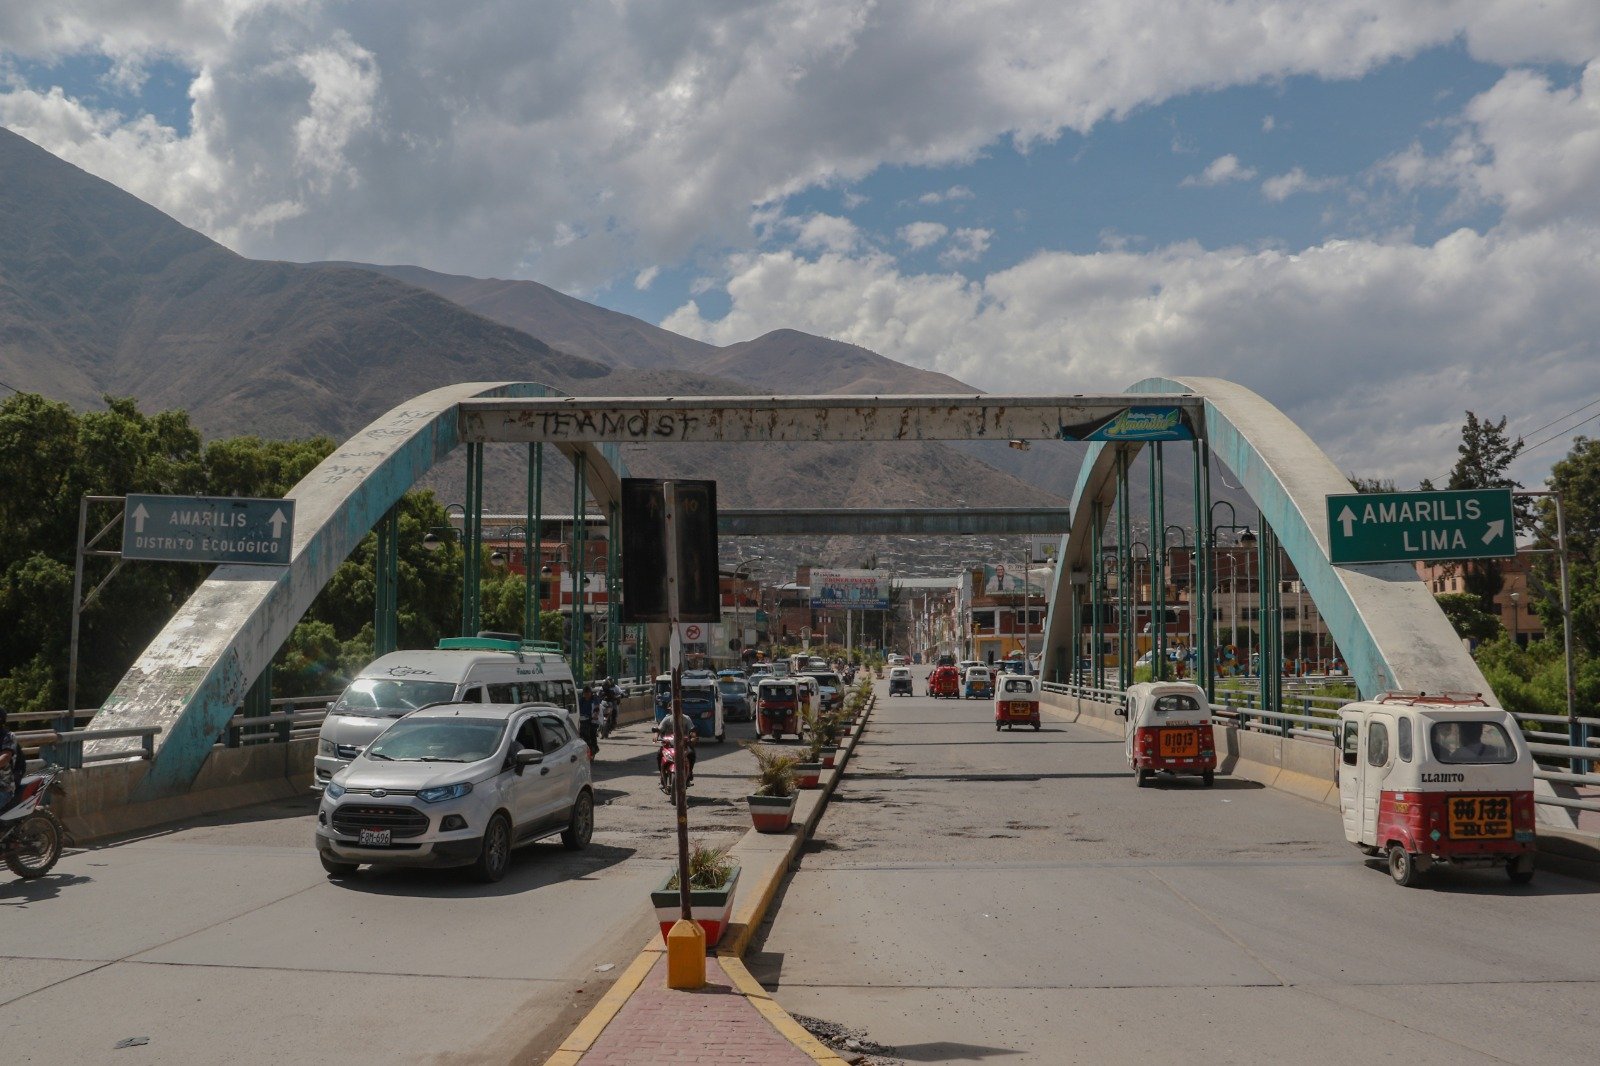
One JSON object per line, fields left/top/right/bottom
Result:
{"left": 0, "top": 871, "right": 93, "bottom": 905}
{"left": 1357, "top": 857, "right": 1600, "bottom": 896}
{"left": 325, "top": 840, "right": 636, "bottom": 898}
{"left": 86, "top": 793, "right": 322, "bottom": 850}
{"left": 892, "top": 1041, "right": 1022, "bottom": 1061}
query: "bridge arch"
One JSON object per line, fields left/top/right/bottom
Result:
{"left": 1040, "top": 376, "right": 1489, "bottom": 700}
{"left": 85, "top": 381, "right": 628, "bottom": 797}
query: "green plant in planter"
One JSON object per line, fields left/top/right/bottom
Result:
{"left": 745, "top": 743, "right": 797, "bottom": 798}
{"left": 665, "top": 843, "right": 736, "bottom": 891}
{"left": 801, "top": 706, "right": 828, "bottom": 762}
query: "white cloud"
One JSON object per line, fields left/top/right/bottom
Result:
{"left": 792, "top": 212, "right": 861, "bottom": 252}
{"left": 898, "top": 221, "right": 949, "bottom": 249}
{"left": 665, "top": 225, "right": 1598, "bottom": 487}
{"left": 941, "top": 226, "right": 992, "bottom": 264}
{"left": 1183, "top": 153, "right": 1257, "bottom": 187}
{"left": 1262, "top": 114, "right": 1276, "bottom": 132}
{"left": 1261, "top": 167, "right": 1340, "bottom": 201}
{"left": 634, "top": 265, "right": 660, "bottom": 290}
{"left": 918, "top": 184, "right": 975, "bottom": 205}
{"left": 4, "top": 2, "right": 1600, "bottom": 286}
{"left": 842, "top": 190, "right": 868, "bottom": 209}
{"left": 1383, "top": 60, "right": 1600, "bottom": 231}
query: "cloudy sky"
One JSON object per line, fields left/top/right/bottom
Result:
{"left": 4, "top": 1, "right": 1599, "bottom": 487}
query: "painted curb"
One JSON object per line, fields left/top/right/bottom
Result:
{"left": 541, "top": 692, "right": 874, "bottom": 1065}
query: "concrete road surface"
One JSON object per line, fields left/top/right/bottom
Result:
{"left": 751, "top": 672, "right": 1600, "bottom": 1066}
{"left": 1, "top": 712, "right": 771, "bottom": 1065}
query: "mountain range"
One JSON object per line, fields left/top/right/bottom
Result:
{"left": 1, "top": 126, "right": 1239, "bottom": 569}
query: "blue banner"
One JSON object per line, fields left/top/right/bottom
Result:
{"left": 1057, "top": 406, "right": 1194, "bottom": 442}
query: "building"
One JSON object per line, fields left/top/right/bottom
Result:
{"left": 1415, "top": 553, "right": 1544, "bottom": 646}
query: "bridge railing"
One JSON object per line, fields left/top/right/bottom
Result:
{"left": 15, "top": 724, "right": 161, "bottom": 769}
{"left": 1040, "top": 680, "right": 1600, "bottom": 813}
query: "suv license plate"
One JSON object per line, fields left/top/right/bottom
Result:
{"left": 359, "top": 829, "right": 392, "bottom": 846}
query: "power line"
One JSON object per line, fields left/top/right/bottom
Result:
{"left": 1427, "top": 396, "right": 1600, "bottom": 485}
{"left": 1522, "top": 408, "right": 1600, "bottom": 456}
{"left": 1516, "top": 395, "right": 1600, "bottom": 441}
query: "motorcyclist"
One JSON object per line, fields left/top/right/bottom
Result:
{"left": 0, "top": 707, "right": 22, "bottom": 809}
{"left": 600, "top": 677, "right": 622, "bottom": 733}
{"left": 577, "top": 684, "right": 600, "bottom": 755}
{"left": 659, "top": 702, "right": 698, "bottom": 782}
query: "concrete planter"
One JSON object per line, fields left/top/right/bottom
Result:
{"left": 794, "top": 762, "right": 823, "bottom": 789}
{"left": 651, "top": 864, "right": 741, "bottom": 947}
{"left": 819, "top": 746, "right": 839, "bottom": 769}
{"left": 747, "top": 793, "right": 798, "bottom": 833}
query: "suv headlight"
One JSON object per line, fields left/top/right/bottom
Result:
{"left": 318, "top": 738, "right": 334, "bottom": 756}
{"left": 417, "top": 782, "right": 473, "bottom": 804}
{"left": 325, "top": 781, "right": 346, "bottom": 799}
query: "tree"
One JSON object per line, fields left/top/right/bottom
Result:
{"left": 1435, "top": 592, "right": 1501, "bottom": 644}
{"left": 1530, "top": 435, "right": 1600, "bottom": 658}
{"left": 0, "top": 392, "right": 468, "bottom": 710}
{"left": 1421, "top": 411, "right": 1525, "bottom": 611}
{"left": 1474, "top": 635, "right": 1600, "bottom": 718}
{"left": 1348, "top": 474, "right": 1396, "bottom": 493}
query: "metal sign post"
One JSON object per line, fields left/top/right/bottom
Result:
{"left": 662, "top": 481, "right": 704, "bottom": 989}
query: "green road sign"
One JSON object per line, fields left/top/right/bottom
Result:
{"left": 122, "top": 493, "right": 295, "bottom": 565}
{"left": 1326, "top": 488, "right": 1514, "bottom": 565}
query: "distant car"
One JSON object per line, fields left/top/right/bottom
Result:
{"left": 803, "top": 671, "right": 846, "bottom": 713}
{"left": 888, "top": 666, "right": 913, "bottom": 696}
{"left": 963, "top": 666, "right": 993, "bottom": 699}
{"left": 315, "top": 702, "right": 593, "bottom": 883}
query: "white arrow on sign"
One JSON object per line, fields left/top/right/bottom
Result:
{"left": 131, "top": 503, "right": 149, "bottom": 533}
{"left": 269, "top": 509, "right": 288, "bottom": 537}
{"left": 1336, "top": 505, "right": 1357, "bottom": 537}
{"left": 1482, "top": 519, "right": 1505, "bottom": 545}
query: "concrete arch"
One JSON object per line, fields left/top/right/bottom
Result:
{"left": 1041, "top": 376, "right": 1489, "bottom": 700}
{"left": 86, "top": 382, "right": 628, "bottom": 798}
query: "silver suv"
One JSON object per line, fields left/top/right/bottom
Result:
{"left": 315, "top": 702, "right": 593, "bottom": 883}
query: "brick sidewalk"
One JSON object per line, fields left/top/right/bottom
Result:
{"left": 579, "top": 955, "right": 815, "bottom": 1065}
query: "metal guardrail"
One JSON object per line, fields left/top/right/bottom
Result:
{"left": 1040, "top": 679, "right": 1600, "bottom": 811}
{"left": 16, "top": 724, "right": 160, "bottom": 771}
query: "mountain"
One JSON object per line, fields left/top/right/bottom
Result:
{"left": 0, "top": 127, "right": 1060, "bottom": 530}
{"left": 0, "top": 128, "right": 618, "bottom": 442}
{"left": 338, "top": 263, "right": 973, "bottom": 396}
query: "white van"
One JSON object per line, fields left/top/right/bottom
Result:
{"left": 313, "top": 637, "right": 575, "bottom": 788}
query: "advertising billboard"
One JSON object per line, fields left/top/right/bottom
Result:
{"left": 809, "top": 568, "right": 890, "bottom": 610}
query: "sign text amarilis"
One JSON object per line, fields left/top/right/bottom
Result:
{"left": 121, "top": 493, "right": 296, "bottom": 565}
{"left": 1325, "top": 488, "right": 1515, "bottom": 565}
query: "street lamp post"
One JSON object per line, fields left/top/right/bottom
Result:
{"left": 1509, "top": 591, "right": 1521, "bottom": 647}
{"left": 1208, "top": 498, "right": 1257, "bottom": 700}
{"left": 1163, "top": 523, "right": 1191, "bottom": 680}
{"left": 1129, "top": 540, "right": 1150, "bottom": 683}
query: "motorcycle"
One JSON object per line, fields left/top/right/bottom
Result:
{"left": 2, "top": 765, "right": 67, "bottom": 879}
{"left": 657, "top": 730, "right": 695, "bottom": 796}
{"left": 599, "top": 694, "right": 619, "bottom": 738}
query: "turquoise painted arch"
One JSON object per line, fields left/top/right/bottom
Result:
{"left": 1039, "top": 376, "right": 1490, "bottom": 701}
{"left": 84, "top": 381, "right": 628, "bottom": 798}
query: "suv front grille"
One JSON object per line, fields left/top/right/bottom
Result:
{"left": 330, "top": 804, "right": 430, "bottom": 838}
{"left": 335, "top": 744, "right": 363, "bottom": 760}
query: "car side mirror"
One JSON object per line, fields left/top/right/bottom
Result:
{"left": 1115, "top": 706, "right": 1127, "bottom": 718}
{"left": 514, "top": 748, "right": 543, "bottom": 772}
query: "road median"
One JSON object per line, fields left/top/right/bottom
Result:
{"left": 543, "top": 691, "right": 875, "bottom": 1065}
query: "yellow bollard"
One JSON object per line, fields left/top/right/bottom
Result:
{"left": 665, "top": 919, "right": 706, "bottom": 989}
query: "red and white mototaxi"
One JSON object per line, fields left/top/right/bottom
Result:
{"left": 1337, "top": 693, "right": 1537, "bottom": 887}
{"left": 1119, "top": 681, "right": 1217, "bottom": 787}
